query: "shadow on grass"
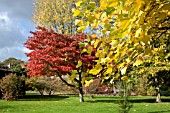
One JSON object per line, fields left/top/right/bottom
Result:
{"left": 0, "top": 105, "right": 13, "bottom": 112}
{"left": 0, "top": 105, "right": 13, "bottom": 109}
{"left": 87, "top": 97, "right": 170, "bottom": 103}
{"left": 148, "top": 110, "right": 170, "bottom": 113}
{"left": 130, "top": 98, "right": 170, "bottom": 103}
{"left": 19, "top": 95, "right": 69, "bottom": 101}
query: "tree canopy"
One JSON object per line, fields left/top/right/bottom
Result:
{"left": 75, "top": 0, "right": 170, "bottom": 81}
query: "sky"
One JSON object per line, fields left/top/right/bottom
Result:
{"left": 0, "top": 0, "right": 35, "bottom": 62}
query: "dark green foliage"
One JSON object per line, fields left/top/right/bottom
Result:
{"left": 0, "top": 74, "right": 25, "bottom": 100}
{"left": 148, "top": 70, "right": 170, "bottom": 96}
{"left": 0, "top": 57, "right": 26, "bottom": 74}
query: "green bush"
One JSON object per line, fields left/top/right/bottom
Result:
{"left": 26, "top": 77, "right": 45, "bottom": 95}
{"left": 0, "top": 74, "right": 25, "bottom": 100}
{"left": 160, "top": 89, "right": 170, "bottom": 96}
{"left": 44, "top": 77, "right": 66, "bottom": 95}
{"left": 26, "top": 76, "right": 69, "bottom": 95}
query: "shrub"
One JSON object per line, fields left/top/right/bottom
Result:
{"left": 0, "top": 74, "right": 25, "bottom": 100}
{"left": 26, "top": 76, "right": 69, "bottom": 95}
{"left": 26, "top": 77, "right": 46, "bottom": 95}
{"left": 44, "top": 77, "right": 67, "bottom": 95}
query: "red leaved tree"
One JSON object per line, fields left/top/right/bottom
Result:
{"left": 24, "top": 26, "right": 96, "bottom": 102}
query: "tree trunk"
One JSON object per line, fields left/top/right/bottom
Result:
{"left": 156, "top": 86, "right": 161, "bottom": 103}
{"left": 78, "top": 75, "right": 84, "bottom": 102}
{"left": 79, "top": 91, "right": 84, "bottom": 102}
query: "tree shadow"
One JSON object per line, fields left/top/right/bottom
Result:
{"left": 87, "top": 97, "right": 170, "bottom": 103}
{"left": 19, "top": 95, "right": 69, "bottom": 101}
{"left": 0, "top": 105, "right": 13, "bottom": 111}
{"left": 87, "top": 99, "right": 119, "bottom": 103}
{"left": 130, "top": 98, "right": 170, "bottom": 103}
{"left": 148, "top": 110, "right": 170, "bottom": 113}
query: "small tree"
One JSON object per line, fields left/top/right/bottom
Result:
{"left": 25, "top": 26, "right": 96, "bottom": 102}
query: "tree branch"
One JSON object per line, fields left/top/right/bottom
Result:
{"left": 55, "top": 71, "right": 75, "bottom": 87}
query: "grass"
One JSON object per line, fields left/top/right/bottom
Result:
{"left": 0, "top": 93, "right": 170, "bottom": 113}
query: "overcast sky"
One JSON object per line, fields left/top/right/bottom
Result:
{"left": 0, "top": 0, "right": 35, "bottom": 62}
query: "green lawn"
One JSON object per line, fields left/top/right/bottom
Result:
{"left": 0, "top": 94, "right": 170, "bottom": 113}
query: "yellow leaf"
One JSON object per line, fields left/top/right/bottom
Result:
{"left": 144, "top": 47, "right": 151, "bottom": 55}
{"left": 137, "top": 46, "right": 143, "bottom": 53}
{"left": 100, "top": 0, "right": 108, "bottom": 9}
{"left": 89, "top": 64, "right": 102, "bottom": 75}
{"left": 121, "top": 66, "right": 127, "bottom": 75}
{"left": 139, "top": 68, "right": 144, "bottom": 74}
{"left": 110, "top": 40, "right": 118, "bottom": 46}
{"left": 121, "top": 76, "right": 128, "bottom": 81}
{"left": 104, "top": 23, "right": 111, "bottom": 30}
{"left": 118, "top": 62, "right": 125, "bottom": 69}
{"left": 77, "top": 26, "right": 85, "bottom": 32}
{"left": 100, "top": 57, "right": 110, "bottom": 64}
{"left": 115, "top": 73, "right": 120, "bottom": 78}
{"left": 94, "top": 12, "right": 100, "bottom": 19}
{"left": 127, "top": 48, "right": 133, "bottom": 55}
{"left": 120, "top": 47, "right": 128, "bottom": 57}
{"left": 91, "top": 22, "right": 99, "bottom": 29}
{"left": 87, "top": 2, "right": 96, "bottom": 10}
{"left": 81, "top": 77, "right": 86, "bottom": 84}
{"left": 109, "top": 1, "right": 118, "bottom": 7}
{"left": 89, "top": 69, "right": 99, "bottom": 75}
{"left": 135, "top": 28, "right": 142, "bottom": 37}
{"left": 81, "top": 48, "right": 87, "bottom": 54}
{"left": 94, "top": 39, "right": 100, "bottom": 48}
{"left": 75, "top": 1, "right": 82, "bottom": 7}
{"left": 122, "top": 30, "right": 129, "bottom": 38}
{"left": 101, "top": 12, "right": 107, "bottom": 20}
{"left": 72, "top": 8, "right": 75, "bottom": 13}
{"left": 133, "top": 56, "right": 143, "bottom": 66}
{"left": 87, "top": 46, "right": 93, "bottom": 54}
{"left": 75, "top": 19, "right": 82, "bottom": 26}
{"left": 160, "top": 4, "right": 170, "bottom": 11}
{"left": 119, "top": 20, "right": 130, "bottom": 31}
{"left": 88, "top": 15, "right": 94, "bottom": 23}
{"left": 134, "top": 0, "right": 144, "bottom": 12}
{"left": 116, "top": 6, "right": 123, "bottom": 12}
{"left": 73, "top": 10, "right": 80, "bottom": 17}
{"left": 76, "top": 60, "right": 82, "bottom": 68}
{"left": 92, "top": 34, "right": 97, "bottom": 38}
{"left": 105, "top": 67, "right": 112, "bottom": 74}
{"left": 85, "top": 79, "right": 93, "bottom": 87}
{"left": 126, "top": 58, "right": 131, "bottom": 63}
{"left": 70, "top": 70, "right": 77, "bottom": 80}
{"left": 96, "top": 50, "right": 103, "bottom": 58}
{"left": 139, "top": 35, "right": 151, "bottom": 44}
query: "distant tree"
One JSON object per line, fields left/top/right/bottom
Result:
{"left": 33, "top": 0, "right": 79, "bottom": 35}
{"left": 146, "top": 66, "right": 170, "bottom": 102}
{"left": 0, "top": 58, "right": 25, "bottom": 73}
